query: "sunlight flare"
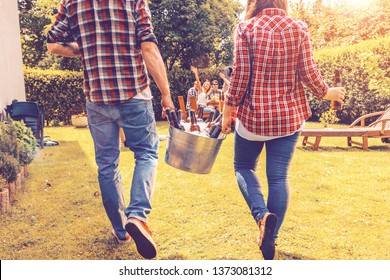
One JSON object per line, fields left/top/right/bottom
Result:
{"left": 344, "top": 0, "right": 374, "bottom": 8}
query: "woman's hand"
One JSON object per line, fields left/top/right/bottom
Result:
{"left": 324, "top": 87, "right": 346, "bottom": 104}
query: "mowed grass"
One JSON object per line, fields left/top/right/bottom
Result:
{"left": 0, "top": 121, "right": 389, "bottom": 260}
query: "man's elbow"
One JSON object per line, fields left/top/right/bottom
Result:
{"left": 141, "top": 41, "right": 158, "bottom": 54}
{"left": 47, "top": 43, "right": 57, "bottom": 55}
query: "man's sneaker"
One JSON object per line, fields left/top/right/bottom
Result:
{"left": 125, "top": 218, "right": 157, "bottom": 259}
{"left": 257, "top": 213, "right": 277, "bottom": 260}
{"left": 112, "top": 229, "right": 131, "bottom": 244}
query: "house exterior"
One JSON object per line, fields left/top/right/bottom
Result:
{"left": 0, "top": 0, "right": 25, "bottom": 121}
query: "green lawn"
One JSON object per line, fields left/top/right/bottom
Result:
{"left": 0, "top": 121, "right": 389, "bottom": 260}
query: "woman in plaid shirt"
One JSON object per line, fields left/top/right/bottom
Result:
{"left": 222, "top": 0, "right": 345, "bottom": 260}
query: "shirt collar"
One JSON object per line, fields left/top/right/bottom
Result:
{"left": 258, "top": 8, "right": 286, "bottom": 17}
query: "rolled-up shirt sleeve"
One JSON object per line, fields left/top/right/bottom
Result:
{"left": 297, "top": 23, "right": 328, "bottom": 98}
{"left": 226, "top": 24, "right": 251, "bottom": 107}
{"left": 47, "top": 0, "right": 71, "bottom": 43}
{"left": 134, "top": 0, "right": 158, "bottom": 45}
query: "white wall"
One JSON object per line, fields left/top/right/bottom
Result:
{"left": 0, "top": 0, "right": 26, "bottom": 121}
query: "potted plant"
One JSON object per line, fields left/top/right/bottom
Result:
{"left": 71, "top": 112, "right": 88, "bottom": 128}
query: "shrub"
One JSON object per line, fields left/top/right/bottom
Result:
{"left": 320, "top": 109, "right": 340, "bottom": 128}
{"left": 24, "top": 66, "right": 225, "bottom": 122}
{"left": 24, "top": 68, "right": 85, "bottom": 124}
{"left": 308, "top": 36, "right": 390, "bottom": 124}
{"left": 0, "top": 121, "right": 37, "bottom": 174}
{"left": 0, "top": 153, "right": 19, "bottom": 183}
{"left": 11, "top": 121, "right": 38, "bottom": 165}
{"left": 0, "top": 122, "right": 20, "bottom": 160}
{"left": 0, "top": 120, "right": 38, "bottom": 185}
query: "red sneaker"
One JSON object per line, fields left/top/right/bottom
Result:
{"left": 125, "top": 218, "right": 157, "bottom": 259}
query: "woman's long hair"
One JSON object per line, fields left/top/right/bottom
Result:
{"left": 202, "top": 79, "right": 212, "bottom": 95}
{"left": 244, "top": 0, "right": 288, "bottom": 20}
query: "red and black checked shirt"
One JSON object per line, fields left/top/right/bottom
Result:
{"left": 47, "top": 0, "right": 157, "bottom": 105}
{"left": 225, "top": 8, "right": 328, "bottom": 136}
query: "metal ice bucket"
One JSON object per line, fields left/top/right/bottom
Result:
{"left": 165, "top": 126, "right": 224, "bottom": 174}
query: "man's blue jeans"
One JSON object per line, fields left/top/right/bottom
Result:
{"left": 86, "top": 99, "right": 159, "bottom": 240}
{"left": 234, "top": 131, "right": 300, "bottom": 240}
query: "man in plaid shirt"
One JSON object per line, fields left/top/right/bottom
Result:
{"left": 47, "top": 0, "right": 174, "bottom": 259}
{"left": 222, "top": 0, "right": 345, "bottom": 260}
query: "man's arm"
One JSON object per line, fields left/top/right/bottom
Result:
{"left": 141, "top": 41, "right": 174, "bottom": 111}
{"left": 47, "top": 42, "right": 81, "bottom": 57}
{"left": 46, "top": 0, "right": 79, "bottom": 57}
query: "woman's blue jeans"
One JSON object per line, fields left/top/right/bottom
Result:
{"left": 86, "top": 99, "right": 159, "bottom": 240}
{"left": 234, "top": 131, "right": 300, "bottom": 240}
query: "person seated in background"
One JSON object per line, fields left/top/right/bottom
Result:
{"left": 187, "top": 66, "right": 217, "bottom": 119}
{"left": 186, "top": 80, "right": 201, "bottom": 110}
{"left": 200, "top": 79, "right": 221, "bottom": 118}
{"left": 209, "top": 80, "right": 223, "bottom": 103}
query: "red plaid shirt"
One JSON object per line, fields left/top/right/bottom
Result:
{"left": 225, "top": 9, "right": 328, "bottom": 136}
{"left": 47, "top": 0, "right": 157, "bottom": 105}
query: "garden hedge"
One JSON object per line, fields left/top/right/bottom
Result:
{"left": 24, "top": 36, "right": 390, "bottom": 124}
{"left": 309, "top": 36, "right": 390, "bottom": 124}
{"left": 24, "top": 69, "right": 85, "bottom": 124}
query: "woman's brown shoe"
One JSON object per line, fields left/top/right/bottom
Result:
{"left": 257, "top": 213, "right": 277, "bottom": 260}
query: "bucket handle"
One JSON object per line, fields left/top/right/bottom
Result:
{"left": 220, "top": 133, "right": 228, "bottom": 140}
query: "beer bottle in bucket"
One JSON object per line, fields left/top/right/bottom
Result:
{"left": 210, "top": 123, "right": 222, "bottom": 138}
{"left": 177, "top": 109, "right": 184, "bottom": 123}
{"left": 208, "top": 114, "right": 222, "bottom": 137}
{"left": 186, "top": 108, "right": 192, "bottom": 122}
{"left": 331, "top": 69, "right": 343, "bottom": 110}
{"left": 205, "top": 111, "right": 215, "bottom": 128}
{"left": 189, "top": 110, "right": 201, "bottom": 132}
{"left": 165, "top": 108, "right": 175, "bottom": 126}
{"left": 170, "top": 110, "right": 185, "bottom": 131}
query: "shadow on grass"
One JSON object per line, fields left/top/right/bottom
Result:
{"left": 278, "top": 251, "right": 313, "bottom": 260}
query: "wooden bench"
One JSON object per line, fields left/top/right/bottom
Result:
{"left": 301, "top": 108, "right": 390, "bottom": 151}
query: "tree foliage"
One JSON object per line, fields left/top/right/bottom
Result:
{"left": 18, "top": 0, "right": 83, "bottom": 70}
{"left": 18, "top": 0, "right": 390, "bottom": 112}
{"left": 18, "top": 0, "right": 51, "bottom": 67}
{"left": 19, "top": 0, "right": 241, "bottom": 71}
{"left": 288, "top": 0, "right": 390, "bottom": 99}
{"left": 149, "top": 0, "right": 242, "bottom": 70}
{"left": 289, "top": 0, "right": 390, "bottom": 50}
{"left": 19, "top": 0, "right": 389, "bottom": 72}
